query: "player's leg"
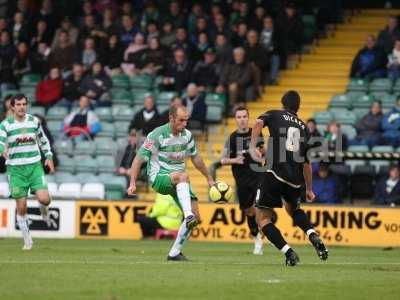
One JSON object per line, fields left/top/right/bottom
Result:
{"left": 170, "top": 171, "right": 197, "bottom": 229}
{"left": 284, "top": 201, "right": 328, "bottom": 261}
{"left": 35, "top": 190, "right": 51, "bottom": 225}
{"left": 31, "top": 163, "right": 51, "bottom": 225}
{"left": 16, "top": 198, "right": 33, "bottom": 250}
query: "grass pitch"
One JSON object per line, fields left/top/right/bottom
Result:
{"left": 0, "top": 239, "right": 399, "bottom": 300}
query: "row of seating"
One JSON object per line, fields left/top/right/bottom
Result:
{"left": 347, "top": 78, "right": 400, "bottom": 93}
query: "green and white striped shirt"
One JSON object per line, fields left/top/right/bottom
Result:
{"left": 138, "top": 123, "right": 198, "bottom": 183}
{"left": 0, "top": 114, "right": 53, "bottom": 166}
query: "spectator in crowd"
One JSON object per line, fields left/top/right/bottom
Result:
{"left": 76, "top": 37, "right": 99, "bottom": 71}
{"left": 78, "top": 14, "right": 105, "bottom": 49}
{"left": 163, "top": 48, "right": 193, "bottom": 93}
{"left": 30, "top": 20, "right": 52, "bottom": 51}
{"left": 312, "top": 163, "right": 342, "bottom": 204}
{"left": 30, "top": 42, "right": 50, "bottom": 76}
{"left": 350, "top": 34, "right": 387, "bottom": 79}
{"left": 182, "top": 83, "right": 207, "bottom": 129}
{"left": 193, "top": 32, "right": 210, "bottom": 62}
{"left": 307, "top": 118, "right": 322, "bottom": 138}
{"left": 190, "top": 16, "right": 209, "bottom": 46}
{"left": 377, "top": 16, "right": 400, "bottom": 54}
{"left": 215, "top": 33, "right": 233, "bottom": 74}
{"left": 129, "top": 94, "right": 160, "bottom": 136}
{"left": 61, "top": 63, "right": 85, "bottom": 109}
{"left": 137, "top": 193, "right": 182, "bottom": 238}
{"left": 80, "top": 61, "right": 112, "bottom": 107}
{"left": 11, "top": 11, "right": 29, "bottom": 44}
{"left": 100, "top": 7, "right": 118, "bottom": 37}
{"left": 171, "top": 27, "right": 193, "bottom": 58}
{"left": 121, "top": 32, "right": 148, "bottom": 77}
{"left": 277, "top": 3, "right": 303, "bottom": 60}
{"left": 34, "top": 114, "right": 59, "bottom": 172}
{"left": 145, "top": 21, "right": 160, "bottom": 43}
{"left": 119, "top": 14, "right": 139, "bottom": 48}
{"left": 210, "top": 13, "right": 231, "bottom": 42}
{"left": 12, "top": 41, "right": 31, "bottom": 83}
{"left": 51, "top": 17, "right": 78, "bottom": 49}
{"left": 260, "top": 16, "right": 283, "bottom": 84}
{"left": 35, "top": 67, "right": 63, "bottom": 108}
{"left": 159, "top": 96, "right": 182, "bottom": 124}
{"left": 387, "top": 39, "right": 400, "bottom": 81}
{"left": 63, "top": 95, "right": 101, "bottom": 140}
{"left": 162, "top": 0, "right": 185, "bottom": 29}
{"left": 324, "top": 121, "right": 348, "bottom": 151}
{"left": 118, "top": 129, "right": 138, "bottom": 177}
{"left": 244, "top": 29, "right": 267, "bottom": 89}
{"left": 32, "top": 0, "right": 58, "bottom": 37}
{"left": 48, "top": 30, "right": 75, "bottom": 73}
{"left": 103, "top": 34, "right": 123, "bottom": 76}
{"left": 192, "top": 47, "right": 219, "bottom": 91}
{"left": 1, "top": 94, "right": 13, "bottom": 121}
{"left": 382, "top": 97, "right": 400, "bottom": 147}
{"left": 250, "top": 6, "right": 266, "bottom": 32}
{"left": 0, "top": 31, "right": 16, "bottom": 92}
{"left": 160, "top": 21, "right": 175, "bottom": 48}
{"left": 374, "top": 165, "right": 400, "bottom": 206}
{"left": 231, "top": 21, "right": 248, "bottom": 47}
{"left": 141, "top": 37, "right": 165, "bottom": 76}
{"left": 352, "top": 101, "right": 383, "bottom": 148}
{"left": 140, "top": 1, "right": 160, "bottom": 32}
{"left": 217, "top": 47, "right": 255, "bottom": 113}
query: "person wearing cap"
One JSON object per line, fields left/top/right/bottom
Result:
{"left": 192, "top": 47, "right": 219, "bottom": 92}
{"left": 312, "top": 163, "right": 342, "bottom": 204}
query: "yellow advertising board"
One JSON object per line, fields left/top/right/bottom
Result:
{"left": 76, "top": 201, "right": 400, "bottom": 247}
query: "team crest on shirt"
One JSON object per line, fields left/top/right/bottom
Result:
{"left": 143, "top": 139, "right": 154, "bottom": 150}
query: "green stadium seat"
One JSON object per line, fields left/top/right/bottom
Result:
{"left": 74, "top": 156, "right": 98, "bottom": 173}
{"left": 111, "top": 89, "right": 133, "bottom": 105}
{"left": 95, "top": 138, "right": 118, "bottom": 155}
{"left": 57, "top": 155, "right": 75, "bottom": 173}
{"left": 370, "top": 160, "right": 391, "bottom": 173}
{"left": 46, "top": 107, "right": 68, "bottom": 121}
{"left": 302, "top": 15, "right": 316, "bottom": 44}
{"left": 29, "top": 106, "right": 45, "bottom": 117}
{"left": 370, "top": 91, "right": 390, "bottom": 101}
{"left": 1, "top": 89, "right": 19, "bottom": 98}
{"left": 206, "top": 105, "right": 223, "bottom": 123}
{"left": 369, "top": 78, "right": 392, "bottom": 93}
{"left": 205, "top": 93, "right": 226, "bottom": 108}
{"left": 156, "top": 91, "right": 177, "bottom": 104}
{"left": 113, "top": 106, "right": 136, "bottom": 122}
{"left": 132, "top": 90, "right": 153, "bottom": 105}
{"left": 130, "top": 75, "right": 152, "bottom": 89}
{"left": 354, "top": 109, "right": 369, "bottom": 120}
{"left": 97, "top": 122, "right": 115, "bottom": 138}
{"left": 73, "top": 141, "right": 95, "bottom": 156}
{"left": 329, "top": 94, "right": 352, "bottom": 109}
{"left": 47, "top": 121, "right": 63, "bottom": 138}
{"left": 98, "top": 174, "right": 127, "bottom": 199}
{"left": 381, "top": 94, "right": 397, "bottom": 108}
{"left": 393, "top": 79, "right": 400, "bottom": 93}
{"left": 341, "top": 125, "right": 357, "bottom": 140}
{"left": 347, "top": 78, "right": 368, "bottom": 92}
{"left": 345, "top": 159, "right": 367, "bottom": 172}
{"left": 55, "top": 172, "right": 76, "bottom": 184}
{"left": 94, "top": 107, "right": 113, "bottom": 122}
{"left": 335, "top": 110, "right": 356, "bottom": 125}
{"left": 54, "top": 140, "right": 73, "bottom": 156}
{"left": 371, "top": 145, "right": 394, "bottom": 153}
{"left": 314, "top": 111, "right": 333, "bottom": 124}
{"left": 152, "top": 75, "right": 163, "bottom": 90}
{"left": 96, "top": 156, "right": 116, "bottom": 173}
{"left": 348, "top": 145, "right": 369, "bottom": 152}
{"left": 352, "top": 94, "right": 374, "bottom": 109}
{"left": 111, "top": 74, "right": 130, "bottom": 89}
{"left": 75, "top": 173, "right": 100, "bottom": 184}
{"left": 114, "top": 121, "right": 131, "bottom": 137}
{"left": 157, "top": 104, "right": 169, "bottom": 114}
{"left": 20, "top": 73, "right": 41, "bottom": 87}
{"left": 346, "top": 91, "right": 367, "bottom": 101}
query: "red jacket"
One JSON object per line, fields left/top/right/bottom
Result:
{"left": 36, "top": 78, "right": 63, "bottom": 105}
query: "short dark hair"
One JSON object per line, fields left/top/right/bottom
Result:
{"left": 11, "top": 94, "right": 28, "bottom": 106}
{"left": 307, "top": 118, "right": 316, "bottom": 125}
{"left": 234, "top": 106, "right": 249, "bottom": 116}
{"left": 282, "top": 90, "right": 300, "bottom": 113}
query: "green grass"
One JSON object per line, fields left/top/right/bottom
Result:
{"left": 0, "top": 239, "right": 400, "bottom": 300}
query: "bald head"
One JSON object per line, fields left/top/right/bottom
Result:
{"left": 169, "top": 105, "right": 189, "bottom": 133}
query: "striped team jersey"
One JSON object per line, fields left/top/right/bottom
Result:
{"left": 0, "top": 114, "right": 53, "bottom": 166}
{"left": 138, "top": 123, "right": 198, "bottom": 183}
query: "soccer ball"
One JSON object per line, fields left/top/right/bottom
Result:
{"left": 209, "top": 180, "right": 233, "bottom": 203}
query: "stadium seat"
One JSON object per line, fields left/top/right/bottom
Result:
{"left": 0, "top": 174, "right": 7, "bottom": 182}
{"left": 73, "top": 141, "right": 96, "bottom": 156}
{"left": 56, "top": 183, "right": 81, "bottom": 198}
{"left": 370, "top": 91, "right": 390, "bottom": 102}
{"left": 55, "top": 172, "right": 77, "bottom": 184}
{"left": 354, "top": 109, "right": 369, "bottom": 121}
{"left": 380, "top": 94, "right": 397, "bottom": 108}
{"left": 316, "top": 124, "right": 326, "bottom": 135}
{"left": 29, "top": 106, "right": 46, "bottom": 116}
{"left": 157, "top": 104, "right": 170, "bottom": 114}
{"left": 47, "top": 121, "right": 63, "bottom": 137}
{"left": 74, "top": 155, "right": 98, "bottom": 173}
{"left": 112, "top": 106, "right": 136, "bottom": 122}
{"left": 352, "top": 94, "right": 374, "bottom": 109}
{"left": 156, "top": 91, "right": 177, "bottom": 104}
{"left": 95, "top": 138, "right": 118, "bottom": 155}
{"left": 341, "top": 125, "right": 357, "bottom": 140}
{"left": 96, "top": 156, "right": 116, "bottom": 173}
{"left": 57, "top": 155, "right": 75, "bottom": 173}
{"left": 302, "top": 15, "right": 316, "bottom": 44}
{"left": 132, "top": 90, "right": 153, "bottom": 105}
{"left": 333, "top": 110, "right": 357, "bottom": 125}
{"left": 97, "top": 122, "right": 115, "bottom": 138}
{"left": 47, "top": 182, "right": 58, "bottom": 197}
{"left": 45, "top": 174, "right": 55, "bottom": 183}
{"left": 206, "top": 105, "right": 223, "bottom": 123}
{"left": 54, "top": 139, "right": 73, "bottom": 156}
{"left": 329, "top": 94, "right": 352, "bottom": 109}
{"left": 345, "top": 159, "right": 366, "bottom": 172}
{"left": 114, "top": 121, "right": 131, "bottom": 138}
{"left": 81, "top": 183, "right": 105, "bottom": 200}
{"left": 369, "top": 160, "right": 391, "bottom": 173}
{"left": 205, "top": 93, "right": 226, "bottom": 108}
{"left": 20, "top": 73, "right": 41, "bottom": 87}
{"left": 111, "top": 89, "right": 132, "bottom": 105}
{"left": 46, "top": 107, "right": 69, "bottom": 121}
{"left": 130, "top": 74, "right": 152, "bottom": 90}
{"left": 75, "top": 173, "right": 100, "bottom": 184}
{"left": 371, "top": 145, "right": 394, "bottom": 153}
{"left": 348, "top": 145, "right": 369, "bottom": 152}
{"left": 111, "top": 74, "right": 130, "bottom": 89}
{"left": 20, "top": 87, "right": 37, "bottom": 104}
{"left": 98, "top": 174, "right": 127, "bottom": 199}
{"left": 94, "top": 107, "right": 113, "bottom": 122}
{"left": 314, "top": 111, "right": 333, "bottom": 124}
{"left": 369, "top": 78, "right": 392, "bottom": 93}
{"left": 0, "top": 182, "right": 10, "bottom": 197}
{"left": 392, "top": 79, "right": 400, "bottom": 93}
{"left": 347, "top": 78, "right": 368, "bottom": 92}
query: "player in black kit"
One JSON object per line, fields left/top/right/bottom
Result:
{"left": 249, "top": 90, "right": 328, "bottom": 266}
{"left": 221, "top": 107, "right": 265, "bottom": 254}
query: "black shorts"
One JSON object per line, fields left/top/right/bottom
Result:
{"left": 255, "top": 172, "right": 301, "bottom": 209}
{"left": 236, "top": 184, "right": 257, "bottom": 210}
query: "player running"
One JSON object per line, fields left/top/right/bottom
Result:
{"left": 127, "top": 105, "right": 214, "bottom": 261}
{"left": 0, "top": 94, "right": 55, "bottom": 250}
{"left": 249, "top": 90, "right": 328, "bottom": 266}
{"left": 221, "top": 106, "right": 265, "bottom": 255}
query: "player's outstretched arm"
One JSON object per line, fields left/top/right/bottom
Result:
{"left": 127, "top": 156, "right": 145, "bottom": 195}
{"left": 191, "top": 154, "right": 215, "bottom": 187}
{"left": 249, "top": 119, "right": 265, "bottom": 164}
{"left": 303, "top": 162, "right": 315, "bottom": 202}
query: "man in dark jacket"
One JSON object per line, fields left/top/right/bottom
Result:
{"left": 61, "top": 63, "right": 85, "bottom": 108}
{"left": 182, "top": 83, "right": 207, "bottom": 129}
{"left": 162, "top": 48, "right": 193, "bottom": 93}
{"left": 48, "top": 30, "right": 75, "bottom": 73}
{"left": 129, "top": 94, "right": 160, "bottom": 136}
{"left": 244, "top": 30, "right": 268, "bottom": 88}
{"left": 192, "top": 47, "right": 219, "bottom": 91}
{"left": 352, "top": 101, "right": 383, "bottom": 148}
{"left": 350, "top": 34, "right": 387, "bottom": 79}
{"left": 0, "top": 31, "right": 16, "bottom": 90}
{"left": 374, "top": 165, "right": 400, "bottom": 206}
{"left": 313, "top": 163, "right": 342, "bottom": 204}
{"left": 377, "top": 16, "right": 400, "bottom": 54}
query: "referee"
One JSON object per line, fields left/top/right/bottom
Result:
{"left": 221, "top": 106, "right": 265, "bottom": 255}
